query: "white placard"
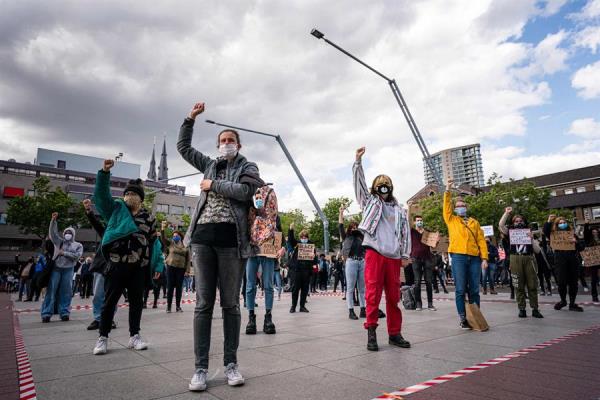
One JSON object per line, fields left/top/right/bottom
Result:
{"left": 509, "top": 229, "right": 532, "bottom": 246}
{"left": 481, "top": 225, "right": 494, "bottom": 237}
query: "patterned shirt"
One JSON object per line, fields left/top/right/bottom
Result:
{"left": 107, "top": 209, "right": 156, "bottom": 267}
{"left": 198, "top": 167, "right": 235, "bottom": 225}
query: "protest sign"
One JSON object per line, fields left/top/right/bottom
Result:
{"left": 580, "top": 245, "right": 600, "bottom": 267}
{"left": 481, "top": 225, "right": 494, "bottom": 237}
{"left": 298, "top": 243, "right": 316, "bottom": 261}
{"left": 421, "top": 231, "right": 440, "bottom": 248}
{"left": 257, "top": 232, "right": 283, "bottom": 258}
{"left": 509, "top": 229, "right": 532, "bottom": 246}
{"left": 550, "top": 231, "right": 576, "bottom": 251}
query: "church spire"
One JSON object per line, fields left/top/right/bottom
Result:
{"left": 147, "top": 138, "right": 157, "bottom": 181}
{"left": 158, "top": 136, "right": 168, "bottom": 181}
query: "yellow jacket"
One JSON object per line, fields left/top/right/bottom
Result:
{"left": 443, "top": 191, "right": 488, "bottom": 259}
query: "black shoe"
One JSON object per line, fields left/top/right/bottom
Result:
{"left": 444, "top": 289, "right": 449, "bottom": 294}
{"left": 111, "top": 321, "right": 117, "bottom": 329}
{"left": 349, "top": 309, "right": 359, "bottom": 320}
{"left": 532, "top": 309, "right": 544, "bottom": 318}
{"left": 569, "top": 304, "right": 584, "bottom": 312}
{"left": 359, "top": 307, "right": 366, "bottom": 318}
{"left": 518, "top": 310, "right": 527, "bottom": 318}
{"left": 378, "top": 309, "right": 386, "bottom": 319}
{"left": 176, "top": 307, "right": 183, "bottom": 313}
{"left": 389, "top": 334, "right": 411, "bottom": 348}
{"left": 299, "top": 306, "right": 309, "bottom": 313}
{"left": 263, "top": 313, "right": 276, "bottom": 334}
{"left": 289, "top": 306, "right": 296, "bottom": 313}
{"left": 166, "top": 308, "right": 172, "bottom": 313}
{"left": 42, "top": 317, "right": 50, "bottom": 323}
{"left": 367, "top": 327, "right": 378, "bottom": 351}
{"left": 152, "top": 304, "right": 157, "bottom": 309}
{"left": 246, "top": 314, "right": 257, "bottom": 334}
{"left": 87, "top": 320, "right": 99, "bottom": 330}
{"left": 554, "top": 300, "right": 567, "bottom": 310}
{"left": 592, "top": 297, "right": 599, "bottom": 303}
{"left": 354, "top": 301, "right": 359, "bottom": 306}
{"left": 460, "top": 319, "right": 472, "bottom": 330}
{"left": 142, "top": 303, "right": 147, "bottom": 309}
{"left": 60, "top": 315, "right": 69, "bottom": 322}
{"left": 434, "top": 290, "right": 439, "bottom": 294}
{"left": 23, "top": 299, "right": 31, "bottom": 302}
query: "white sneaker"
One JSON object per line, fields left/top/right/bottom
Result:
{"left": 93, "top": 336, "right": 108, "bottom": 355}
{"left": 224, "top": 363, "right": 245, "bottom": 386}
{"left": 415, "top": 307, "right": 423, "bottom": 311}
{"left": 584, "top": 287, "right": 589, "bottom": 293}
{"left": 127, "top": 334, "right": 148, "bottom": 350}
{"left": 427, "top": 305, "right": 437, "bottom": 311}
{"left": 189, "top": 369, "right": 208, "bottom": 391}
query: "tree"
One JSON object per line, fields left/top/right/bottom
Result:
{"left": 417, "top": 175, "right": 568, "bottom": 238}
{"left": 279, "top": 209, "right": 308, "bottom": 236}
{"left": 7, "top": 176, "right": 87, "bottom": 239}
{"left": 308, "top": 197, "right": 352, "bottom": 252}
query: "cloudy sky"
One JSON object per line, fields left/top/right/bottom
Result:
{"left": 1, "top": 0, "right": 599, "bottom": 216}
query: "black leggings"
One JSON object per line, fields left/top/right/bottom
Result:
{"left": 166, "top": 266, "right": 186, "bottom": 309}
{"left": 555, "top": 251, "right": 579, "bottom": 305}
{"left": 292, "top": 268, "right": 310, "bottom": 308}
{"left": 535, "top": 253, "right": 552, "bottom": 293}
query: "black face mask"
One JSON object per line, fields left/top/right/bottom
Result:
{"left": 351, "top": 230, "right": 361, "bottom": 236}
{"left": 376, "top": 185, "right": 391, "bottom": 195}
{"left": 514, "top": 222, "right": 525, "bottom": 229}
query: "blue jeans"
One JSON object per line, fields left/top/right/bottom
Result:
{"left": 345, "top": 258, "right": 366, "bottom": 309}
{"left": 274, "top": 270, "right": 283, "bottom": 296}
{"left": 92, "top": 272, "right": 118, "bottom": 322}
{"left": 482, "top": 262, "right": 497, "bottom": 290}
{"left": 246, "top": 256, "right": 274, "bottom": 311}
{"left": 450, "top": 253, "right": 481, "bottom": 320}
{"left": 41, "top": 267, "right": 74, "bottom": 318}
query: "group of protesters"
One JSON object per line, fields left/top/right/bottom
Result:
{"left": 8, "top": 101, "right": 598, "bottom": 394}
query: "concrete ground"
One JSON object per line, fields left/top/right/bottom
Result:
{"left": 12, "top": 289, "right": 600, "bottom": 400}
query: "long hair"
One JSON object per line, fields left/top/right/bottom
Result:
{"left": 552, "top": 216, "right": 572, "bottom": 232}
{"left": 370, "top": 174, "right": 396, "bottom": 202}
{"left": 345, "top": 221, "right": 358, "bottom": 237}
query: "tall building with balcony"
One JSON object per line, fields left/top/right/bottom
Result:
{"left": 424, "top": 143, "right": 484, "bottom": 187}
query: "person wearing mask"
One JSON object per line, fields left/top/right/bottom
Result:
{"left": 339, "top": 205, "right": 366, "bottom": 320}
{"left": 544, "top": 215, "right": 585, "bottom": 312}
{"left": 318, "top": 254, "right": 329, "bottom": 291}
{"left": 583, "top": 222, "right": 600, "bottom": 303}
{"left": 482, "top": 238, "right": 499, "bottom": 295}
{"left": 41, "top": 214, "right": 83, "bottom": 323}
{"left": 442, "top": 179, "right": 488, "bottom": 330}
{"left": 92, "top": 159, "right": 157, "bottom": 355}
{"left": 178, "top": 102, "right": 262, "bottom": 391}
{"left": 410, "top": 216, "right": 436, "bottom": 311}
{"left": 80, "top": 257, "right": 94, "bottom": 299}
{"left": 160, "top": 221, "right": 191, "bottom": 313}
{"left": 331, "top": 254, "right": 345, "bottom": 294}
{"left": 25, "top": 254, "right": 45, "bottom": 302}
{"left": 288, "top": 223, "right": 317, "bottom": 313}
{"left": 499, "top": 207, "right": 543, "bottom": 318}
{"left": 353, "top": 147, "right": 411, "bottom": 351}
{"left": 245, "top": 186, "right": 279, "bottom": 335}
{"left": 532, "top": 232, "right": 553, "bottom": 296}
{"left": 432, "top": 252, "right": 449, "bottom": 294}
{"left": 17, "top": 257, "right": 34, "bottom": 302}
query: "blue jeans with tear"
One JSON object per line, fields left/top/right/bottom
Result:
{"left": 246, "top": 256, "right": 275, "bottom": 311}
{"left": 41, "top": 267, "right": 74, "bottom": 318}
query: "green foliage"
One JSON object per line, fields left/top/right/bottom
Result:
{"left": 279, "top": 209, "right": 308, "bottom": 235}
{"left": 307, "top": 197, "right": 352, "bottom": 251}
{"left": 7, "top": 176, "right": 87, "bottom": 239}
{"left": 143, "top": 189, "right": 156, "bottom": 212}
{"left": 181, "top": 214, "right": 191, "bottom": 232}
{"left": 418, "top": 176, "right": 569, "bottom": 238}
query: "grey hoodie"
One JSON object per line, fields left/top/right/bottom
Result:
{"left": 48, "top": 220, "right": 83, "bottom": 269}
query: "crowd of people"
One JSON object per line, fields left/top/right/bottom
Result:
{"left": 3, "top": 101, "right": 599, "bottom": 394}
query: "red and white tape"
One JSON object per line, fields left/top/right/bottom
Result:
{"left": 14, "top": 315, "right": 37, "bottom": 400}
{"left": 375, "top": 324, "right": 600, "bottom": 399}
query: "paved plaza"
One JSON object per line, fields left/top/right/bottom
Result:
{"left": 7, "top": 289, "right": 600, "bottom": 400}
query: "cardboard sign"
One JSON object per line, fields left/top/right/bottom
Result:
{"left": 257, "top": 232, "right": 283, "bottom": 259}
{"left": 550, "top": 231, "right": 576, "bottom": 251}
{"left": 466, "top": 303, "right": 489, "bottom": 332}
{"left": 435, "top": 236, "right": 450, "bottom": 253}
{"left": 509, "top": 229, "right": 532, "bottom": 246}
{"left": 421, "top": 231, "right": 440, "bottom": 248}
{"left": 580, "top": 245, "right": 600, "bottom": 267}
{"left": 481, "top": 225, "right": 494, "bottom": 237}
{"left": 297, "top": 243, "right": 316, "bottom": 261}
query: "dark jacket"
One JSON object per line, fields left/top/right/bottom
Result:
{"left": 287, "top": 229, "right": 317, "bottom": 271}
{"left": 178, "top": 118, "right": 262, "bottom": 258}
{"left": 339, "top": 224, "right": 365, "bottom": 258}
{"left": 86, "top": 211, "right": 108, "bottom": 274}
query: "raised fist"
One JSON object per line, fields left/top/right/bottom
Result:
{"left": 103, "top": 159, "right": 115, "bottom": 172}
{"left": 355, "top": 147, "right": 366, "bottom": 161}
{"left": 189, "top": 102, "right": 205, "bottom": 120}
{"left": 51, "top": 212, "right": 58, "bottom": 220}
{"left": 446, "top": 179, "right": 454, "bottom": 191}
{"left": 82, "top": 199, "right": 92, "bottom": 212}
{"left": 289, "top": 222, "right": 295, "bottom": 230}
{"left": 505, "top": 207, "right": 513, "bottom": 214}
{"left": 161, "top": 221, "right": 168, "bottom": 230}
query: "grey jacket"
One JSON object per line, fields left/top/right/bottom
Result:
{"left": 48, "top": 220, "right": 83, "bottom": 269}
{"left": 177, "top": 118, "right": 261, "bottom": 258}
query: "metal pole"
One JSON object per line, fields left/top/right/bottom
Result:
{"left": 206, "top": 120, "right": 330, "bottom": 253}
{"left": 310, "top": 28, "right": 444, "bottom": 188}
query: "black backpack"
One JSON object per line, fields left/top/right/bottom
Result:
{"left": 401, "top": 285, "right": 416, "bottom": 310}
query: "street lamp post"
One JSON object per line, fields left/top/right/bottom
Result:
{"left": 310, "top": 28, "right": 444, "bottom": 188}
{"left": 206, "top": 119, "right": 330, "bottom": 254}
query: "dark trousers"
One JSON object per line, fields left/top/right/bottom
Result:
{"left": 432, "top": 268, "right": 447, "bottom": 292}
{"left": 80, "top": 274, "right": 93, "bottom": 298}
{"left": 591, "top": 266, "right": 599, "bottom": 300}
{"left": 291, "top": 268, "right": 310, "bottom": 308}
{"left": 310, "top": 272, "right": 318, "bottom": 293}
{"left": 27, "top": 273, "right": 41, "bottom": 301}
{"left": 144, "top": 280, "right": 161, "bottom": 306}
{"left": 191, "top": 244, "right": 244, "bottom": 370}
{"left": 404, "top": 263, "right": 415, "bottom": 286}
{"left": 166, "top": 266, "right": 185, "bottom": 309}
{"left": 555, "top": 252, "right": 579, "bottom": 305}
{"left": 319, "top": 270, "right": 328, "bottom": 290}
{"left": 333, "top": 273, "right": 345, "bottom": 292}
{"left": 99, "top": 262, "right": 145, "bottom": 337}
{"left": 412, "top": 258, "right": 434, "bottom": 306}
{"left": 535, "top": 253, "right": 552, "bottom": 293}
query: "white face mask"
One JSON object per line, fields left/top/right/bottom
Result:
{"left": 64, "top": 233, "right": 73, "bottom": 241}
{"left": 219, "top": 144, "right": 238, "bottom": 159}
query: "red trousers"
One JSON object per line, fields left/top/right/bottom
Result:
{"left": 363, "top": 249, "right": 402, "bottom": 335}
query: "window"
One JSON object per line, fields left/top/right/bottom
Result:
{"left": 593, "top": 208, "right": 600, "bottom": 220}
{"left": 0, "top": 213, "right": 7, "bottom": 225}
{"left": 576, "top": 187, "right": 586, "bottom": 193}
{"left": 550, "top": 190, "right": 557, "bottom": 197}
{"left": 156, "top": 204, "right": 169, "bottom": 213}
{"left": 40, "top": 171, "right": 66, "bottom": 179}
{"left": 171, "top": 205, "right": 184, "bottom": 215}
{"left": 5, "top": 167, "right": 36, "bottom": 176}
{"left": 595, "top": 184, "right": 600, "bottom": 191}
{"left": 57, "top": 160, "right": 66, "bottom": 169}
{"left": 564, "top": 188, "right": 574, "bottom": 195}
{"left": 27, "top": 190, "right": 35, "bottom": 197}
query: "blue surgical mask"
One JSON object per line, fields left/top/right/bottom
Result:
{"left": 415, "top": 221, "right": 424, "bottom": 228}
{"left": 454, "top": 207, "right": 467, "bottom": 217}
{"left": 558, "top": 223, "right": 568, "bottom": 230}
{"left": 254, "top": 198, "right": 264, "bottom": 209}
{"left": 173, "top": 235, "right": 181, "bottom": 243}
{"left": 300, "top": 238, "right": 309, "bottom": 244}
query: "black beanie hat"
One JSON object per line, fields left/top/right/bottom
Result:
{"left": 124, "top": 179, "right": 145, "bottom": 201}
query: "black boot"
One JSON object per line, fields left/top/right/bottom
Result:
{"left": 246, "top": 313, "right": 257, "bottom": 334}
{"left": 569, "top": 304, "right": 584, "bottom": 312}
{"left": 263, "top": 311, "right": 276, "bottom": 334}
{"left": 290, "top": 306, "right": 296, "bottom": 313}
{"left": 378, "top": 309, "right": 386, "bottom": 319}
{"left": 532, "top": 309, "right": 544, "bottom": 318}
{"left": 359, "top": 307, "right": 366, "bottom": 318}
{"left": 367, "top": 327, "right": 378, "bottom": 351}
{"left": 389, "top": 334, "right": 411, "bottom": 348}
{"left": 554, "top": 300, "right": 567, "bottom": 310}
{"left": 518, "top": 309, "right": 527, "bottom": 318}
{"left": 349, "top": 309, "right": 358, "bottom": 320}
